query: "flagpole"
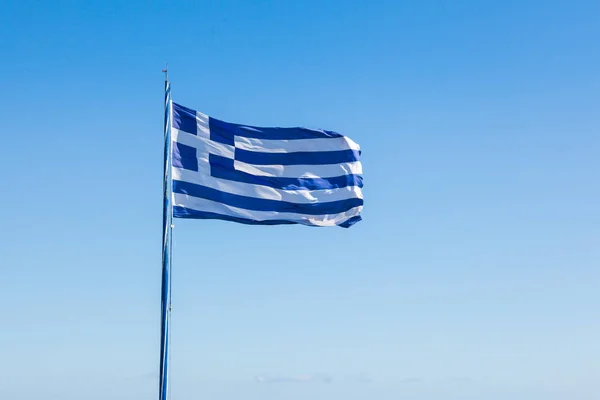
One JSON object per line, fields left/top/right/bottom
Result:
{"left": 159, "top": 65, "right": 173, "bottom": 400}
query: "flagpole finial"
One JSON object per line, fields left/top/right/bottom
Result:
{"left": 162, "top": 63, "right": 168, "bottom": 82}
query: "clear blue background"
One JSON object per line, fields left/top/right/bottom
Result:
{"left": 1, "top": 1, "right": 599, "bottom": 399}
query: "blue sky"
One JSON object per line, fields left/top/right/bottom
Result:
{"left": 1, "top": 0, "right": 599, "bottom": 399}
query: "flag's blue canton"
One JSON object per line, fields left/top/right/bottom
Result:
{"left": 170, "top": 102, "right": 363, "bottom": 228}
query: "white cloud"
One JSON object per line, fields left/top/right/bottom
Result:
{"left": 399, "top": 377, "right": 422, "bottom": 384}
{"left": 254, "top": 373, "right": 332, "bottom": 384}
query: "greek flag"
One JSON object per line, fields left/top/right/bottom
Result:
{"left": 169, "top": 102, "right": 363, "bottom": 228}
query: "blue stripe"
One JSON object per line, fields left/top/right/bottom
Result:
{"left": 173, "top": 207, "right": 358, "bottom": 228}
{"left": 338, "top": 215, "right": 362, "bottom": 228}
{"left": 235, "top": 148, "right": 360, "bottom": 165}
{"left": 207, "top": 115, "right": 344, "bottom": 144}
{"left": 172, "top": 103, "right": 197, "bottom": 135}
{"left": 173, "top": 207, "right": 296, "bottom": 225}
{"left": 209, "top": 154, "right": 363, "bottom": 190}
{"left": 173, "top": 180, "right": 363, "bottom": 215}
{"left": 207, "top": 117, "right": 235, "bottom": 146}
{"left": 172, "top": 142, "right": 198, "bottom": 171}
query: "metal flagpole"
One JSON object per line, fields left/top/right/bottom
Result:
{"left": 159, "top": 64, "right": 173, "bottom": 400}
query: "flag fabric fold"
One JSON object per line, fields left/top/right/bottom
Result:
{"left": 170, "top": 102, "right": 363, "bottom": 227}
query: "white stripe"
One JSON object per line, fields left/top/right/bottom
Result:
{"left": 173, "top": 167, "right": 363, "bottom": 204}
{"left": 234, "top": 136, "right": 360, "bottom": 153}
{"left": 172, "top": 128, "right": 235, "bottom": 159}
{"left": 233, "top": 160, "right": 362, "bottom": 178}
{"left": 172, "top": 192, "right": 362, "bottom": 227}
{"left": 195, "top": 111, "right": 210, "bottom": 137}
